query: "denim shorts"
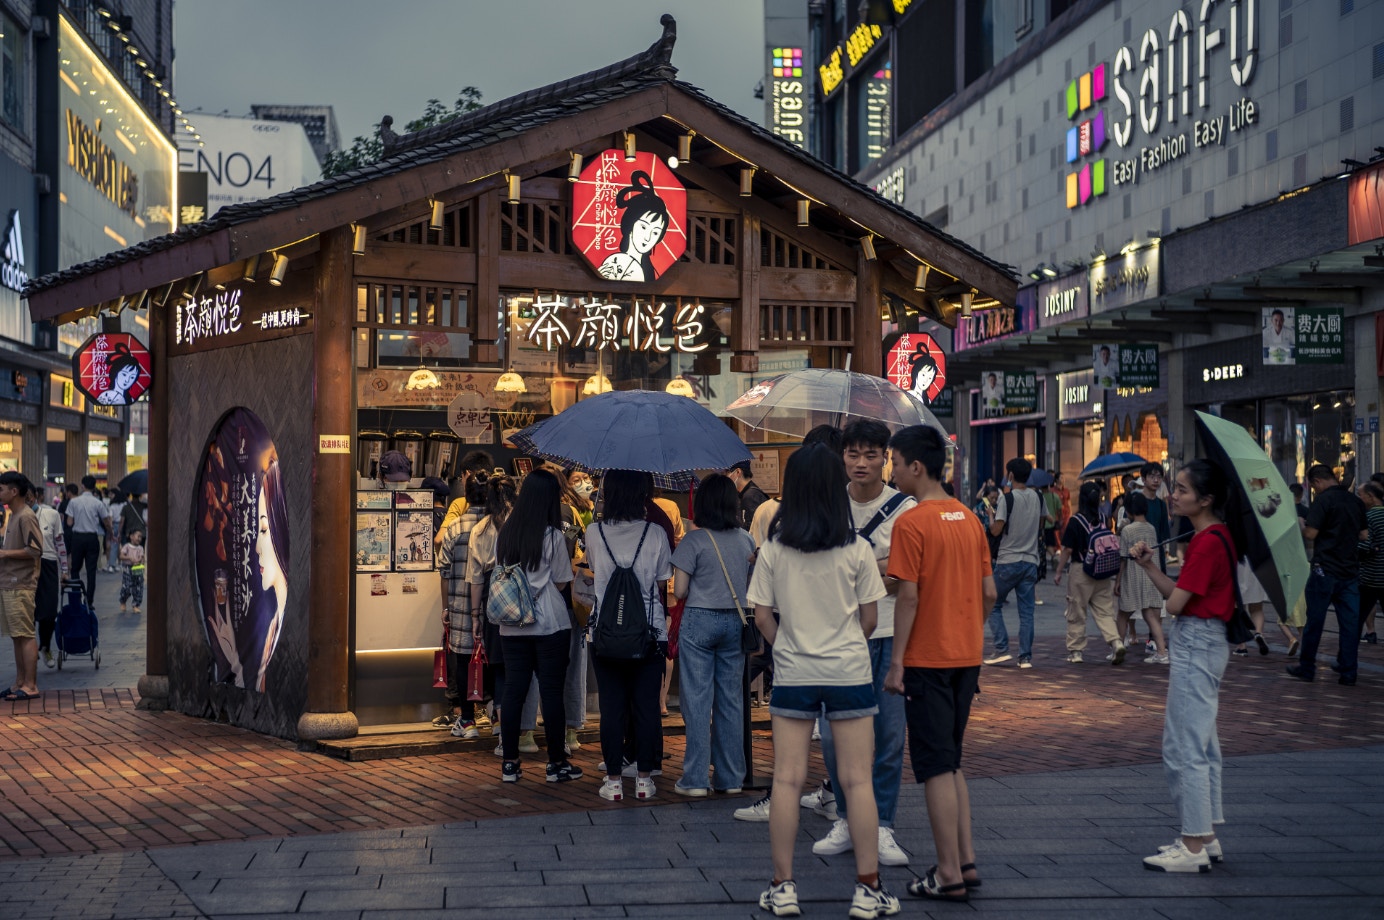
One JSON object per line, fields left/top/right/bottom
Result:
{"left": 769, "top": 683, "right": 878, "bottom": 721}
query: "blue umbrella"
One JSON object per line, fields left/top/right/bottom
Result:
{"left": 509, "top": 390, "right": 751, "bottom": 486}
{"left": 1027, "top": 468, "right": 1055, "bottom": 488}
{"left": 1078, "top": 452, "right": 1147, "bottom": 480}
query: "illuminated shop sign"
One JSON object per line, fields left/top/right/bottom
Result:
{"left": 1089, "top": 244, "right": 1160, "bottom": 312}
{"left": 571, "top": 150, "right": 687, "bottom": 283}
{"left": 846, "top": 22, "right": 883, "bottom": 66}
{"left": 953, "top": 289, "right": 1036, "bottom": 353}
{"left": 172, "top": 289, "right": 313, "bottom": 353}
{"left": 66, "top": 110, "right": 140, "bottom": 216}
{"left": 819, "top": 46, "right": 845, "bottom": 96}
{"left": 1036, "top": 275, "right": 1089, "bottom": 328}
{"left": 1063, "top": 0, "right": 1259, "bottom": 209}
{"left": 1, "top": 211, "right": 28, "bottom": 293}
{"left": 1202, "top": 362, "right": 1245, "bottom": 382}
{"left": 768, "top": 47, "right": 808, "bottom": 148}
{"left": 874, "top": 166, "right": 905, "bottom": 204}
{"left": 862, "top": 61, "right": 892, "bottom": 162}
{"left": 523, "top": 298, "right": 709, "bottom": 354}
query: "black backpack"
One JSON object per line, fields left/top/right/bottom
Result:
{"left": 591, "top": 522, "right": 655, "bottom": 659}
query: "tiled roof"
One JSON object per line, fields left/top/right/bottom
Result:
{"left": 26, "top": 15, "right": 1013, "bottom": 300}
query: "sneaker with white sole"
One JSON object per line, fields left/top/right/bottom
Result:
{"left": 1145, "top": 639, "right": 1157, "bottom": 656}
{"left": 1067, "top": 651, "right": 1084, "bottom": 663}
{"left": 849, "top": 880, "right": 901, "bottom": 918}
{"left": 450, "top": 719, "right": 479, "bottom": 739}
{"left": 634, "top": 776, "right": 656, "bottom": 799}
{"left": 800, "top": 780, "right": 837, "bottom": 818}
{"left": 812, "top": 818, "right": 854, "bottom": 856}
{"left": 517, "top": 731, "right": 539, "bottom": 753}
{"left": 982, "top": 652, "right": 1013, "bottom": 665}
{"left": 565, "top": 728, "right": 581, "bottom": 752}
{"left": 1147, "top": 653, "right": 1170, "bottom": 664}
{"left": 758, "top": 879, "right": 801, "bottom": 917}
{"left": 1160, "top": 836, "right": 1223, "bottom": 862}
{"left": 1254, "top": 632, "right": 1270, "bottom": 655}
{"left": 1110, "top": 640, "right": 1127, "bottom": 665}
{"left": 500, "top": 761, "right": 522, "bottom": 783}
{"left": 1017, "top": 656, "right": 1033, "bottom": 669}
{"left": 877, "top": 827, "right": 909, "bottom": 866}
{"left": 734, "top": 794, "right": 773, "bottom": 822}
{"left": 545, "top": 760, "right": 583, "bottom": 783}
{"left": 674, "top": 783, "right": 708, "bottom": 797}
{"left": 599, "top": 778, "right": 623, "bottom": 801}
{"left": 1143, "top": 838, "right": 1211, "bottom": 872}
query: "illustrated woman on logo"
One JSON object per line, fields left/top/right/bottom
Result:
{"left": 908, "top": 341, "right": 940, "bottom": 403}
{"left": 253, "top": 458, "right": 290, "bottom": 693}
{"left": 598, "top": 171, "right": 669, "bottom": 282}
{"left": 97, "top": 342, "right": 143, "bottom": 405}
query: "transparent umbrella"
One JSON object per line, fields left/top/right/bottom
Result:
{"left": 722, "top": 368, "right": 947, "bottom": 439}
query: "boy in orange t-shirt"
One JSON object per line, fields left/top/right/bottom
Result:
{"left": 884, "top": 426, "right": 996, "bottom": 903}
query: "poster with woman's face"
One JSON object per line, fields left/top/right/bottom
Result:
{"left": 194, "top": 407, "right": 290, "bottom": 693}
{"left": 572, "top": 150, "right": 687, "bottom": 283}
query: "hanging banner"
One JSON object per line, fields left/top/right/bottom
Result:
{"left": 194, "top": 407, "right": 289, "bottom": 694}
{"left": 979, "top": 371, "right": 1006, "bottom": 418}
{"left": 1004, "top": 370, "right": 1039, "bottom": 414}
{"left": 71, "top": 333, "right": 152, "bottom": 406}
{"left": 1092, "top": 343, "right": 1119, "bottom": 389}
{"left": 571, "top": 149, "right": 687, "bottom": 283}
{"left": 1261, "top": 306, "right": 1295, "bottom": 365}
{"left": 1118, "top": 343, "right": 1160, "bottom": 387}
{"left": 1293, "top": 307, "right": 1346, "bottom": 364}
{"left": 883, "top": 332, "right": 947, "bottom": 404}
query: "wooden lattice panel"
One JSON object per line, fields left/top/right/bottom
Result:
{"left": 760, "top": 303, "right": 853, "bottom": 345}
{"left": 377, "top": 203, "right": 472, "bottom": 248}
{"left": 760, "top": 227, "right": 838, "bottom": 270}
{"left": 500, "top": 201, "right": 572, "bottom": 254}
{"left": 355, "top": 280, "right": 469, "bottom": 329}
{"left": 681, "top": 213, "right": 737, "bottom": 265}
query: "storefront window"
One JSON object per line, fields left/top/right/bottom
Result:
{"left": 0, "top": 421, "right": 19, "bottom": 473}
{"left": 1261, "top": 392, "right": 1356, "bottom": 487}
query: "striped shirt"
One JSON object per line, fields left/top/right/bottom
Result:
{"left": 1360, "top": 506, "right": 1384, "bottom": 588}
{"left": 436, "top": 509, "right": 484, "bottom": 654}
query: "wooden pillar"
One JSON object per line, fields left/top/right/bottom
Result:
{"left": 297, "top": 227, "right": 359, "bottom": 741}
{"left": 64, "top": 429, "right": 87, "bottom": 484}
{"left": 21, "top": 425, "right": 45, "bottom": 485}
{"left": 106, "top": 429, "right": 127, "bottom": 486}
{"left": 136, "top": 299, "right": 169, "bottom": 710}
{"left": 853, "top": 251, "right": 883, "bottom": 378}
{"left": 731, "top": 210, "right": 761, "bottom": 374}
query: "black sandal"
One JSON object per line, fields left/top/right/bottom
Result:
{"left": 907, "top": 867, "right": 969, "bottom": 902}
{"left": 960, "top": 862, "right": 983, "bottom": 889}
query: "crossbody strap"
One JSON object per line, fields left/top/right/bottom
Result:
{"left": 857, "top": 492, "right": 908, "bottom": 545}
{"left": 705, "top": 530, "right": 748, "bottom": 627}
{"left": 1206, "top": 528, "right": 1245, "bottom": 614}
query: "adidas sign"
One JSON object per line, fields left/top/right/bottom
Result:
{"left": 1, "top": 211, "right": 28, "bottom": 293}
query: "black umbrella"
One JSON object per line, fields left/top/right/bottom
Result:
{"left": 117, "top": 468, "right": 148, "bottom": 496}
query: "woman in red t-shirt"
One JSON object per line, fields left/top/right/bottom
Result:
{"left": 1130, "top": 459, "right": 1235, "bottom": 875}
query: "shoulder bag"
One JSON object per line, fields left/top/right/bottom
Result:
{"left": 707, "top": 530, "right": 760, "bottom": 654}
{"left": 1207, "top": 528, "right": 1255, "bottom": 645}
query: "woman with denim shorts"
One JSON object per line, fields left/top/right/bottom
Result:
{"left": 746, "top": 444, "right": 899, "bottom": 918}
{"left": 670, "top": 473, "right": 754, "bottom": 797}
{"left": 1130, "top": 459, "right": 1236, "bottom": 873}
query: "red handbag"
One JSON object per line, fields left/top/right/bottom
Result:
{"left": 666, "top": 598, "right": 684, "bottom": 660}
{"left": 467, "top": 641, "right": 488, "bottom": 702}
{"left": 432, "top": 632, "right": 448, "bottom": 689}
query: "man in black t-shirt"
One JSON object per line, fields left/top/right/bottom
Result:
{"left": 726, "top": 460, "right": 768, "bottom": 532}
{"left": 1287, "top": 465, "right": 1367, "bottom": 686}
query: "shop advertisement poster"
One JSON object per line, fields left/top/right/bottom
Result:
{"left": 1004, "top": 371, "right": 1039, "bottom": 414}
{"left": 883, "top": 332, "right": 947, "bottom": 406}
{"left": 71, "top": 333, "right": 152, "bottom": 406}
{"left": 355, "top": 511, "right": 391, "bottom": 571}
{"left": 1118, "top": 343, "right": 1160, "bottom": 387}
{"left": 393, "top": 511, "right": 434, "bottom": 571}
{"left": 194, "top": 407, "right": 289, "bottom": 694}
{"left": 358, "top": 369, "right": 551, "bottom": 410}
{"left": 750, "top": 449, "right": 781, "bottom": 493}
{"left": 930, "top": 386, "right": 954, "bottom": 417}
{"left": 571, "top": 149, "right": 688, "bottom": 283}
{"left": 1092, "top": 343, "right": 1119, "bottom": 389}
{"left": 1264, "top": 306, "right": 1345, "bottom": 365}
{"left": 979, "top": 371, "right": 1006, "bottom": 418}
{"left": 355, "top": 491, "right": 392, "bottom": 510}
{"left": 1261, "top": 306, "right": 1295, "bottom": 365}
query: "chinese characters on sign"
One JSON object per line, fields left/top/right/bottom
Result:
{"left": 176, "top": 290, "right": 243, "bottom": 345}
{"left": 446, "top": 390, "right": 493, "bottom": 442}
{"left": 884, "top": 332, "right": 947, "bottom": 405}
{"left": 1004, "top": 371, "right": 1039, "bottom": 414}
{"left": 1117, "top": 343, "right": 1160, "bottom": 388}
{"left": 570, "top": 150, "right": 687, "bottom": 283}
{"left": 71, "top": 333, "right": 152, "bottom": 407}
{"left": 1262, "top": 306, "right": 1343, "bottom": 365}
{"left": 253, "top": 307, "right": 308, "bottom": 331}
{"left": 524, "top": 298, "right": 708, "bottom": 354}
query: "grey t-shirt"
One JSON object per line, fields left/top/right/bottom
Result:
{"left": 671, "top": 526, "right": 756, "bottom": 610}
{"left": 994, "top": 487, "right": 1043, "bottom": 565}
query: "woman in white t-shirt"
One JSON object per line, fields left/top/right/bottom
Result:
{"left": 746, "top": 444, "right": 896, "bottom": 918}
{"left": 489, "top": 469, "right": 580, "bottom": 785}
{"left": 585, "top": 469, "right": 672, "bottom": 803}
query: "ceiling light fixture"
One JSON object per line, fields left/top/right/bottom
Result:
{"left": 506, "top": 173, "right": 522, "bottom": 205}
{"left": 624, "top": 131, "right": 637, "bottom": 161}
{"left": 914, "top": 263, "right": 929, "bottom": 291}
{"left": 567, "top": 151, "right": 583, "bottom": 182}
{"left": 740, "top": 166, "right": 755, "bottom": 197}
{"left": 677, "top": 132, "right": 694, "bottom": 162}
{"left": 860, "top": 234, "right": 877, "bottom": 261}
{"left": 959, "top": 291, "right": 975, "bottom": 318}
{"left": 429, "top": 198, "right": 444, "bottom": 231}
{"left": 352, "top": 223, "right": 368, "bottom": 256}
{"left": 796, "top": 199, "right": 810, "bottom": 227}
{"left": 241, "top": 253, "right": 260, "bottom": 282}
{"left": 269, "top": 252, "right": 289, "bottom": 286}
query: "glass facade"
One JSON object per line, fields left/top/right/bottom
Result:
{"left": 2, "top": 11, "right": 25, "bottom": 131}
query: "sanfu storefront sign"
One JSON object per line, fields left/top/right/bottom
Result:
{"left": 71, "top": 333, "right": 152, "bottom": 406}
{"left": 571, "top": 150, "right": 687, "bottom": 283}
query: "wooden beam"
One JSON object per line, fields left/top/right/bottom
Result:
{"left": 355, "top": 242, "right": 478, "bottom": 285}
{"left": 854, "top": 250, "right": 883, "bottom": 377}
{"left": 299, "top": 226, "right": 357, "bottom": 740}
{"left": 475, "top": 191, "right": 500, "bottom": 341}
{"left": 760, "top": 268, "right": 855, "bottom": 303}
{"left": 733, "top": 209, "right": 762, "bottom": 373}
{"left": 496, "top": 254, "right": 740, "bottom": 300}
{"left": 665, "top": 89, "right": 1017, "bottom": 308}
{"left": 136, "top": 286, "right": 169, "bottom": 711}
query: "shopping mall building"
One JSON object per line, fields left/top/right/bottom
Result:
{"left": 765, "top": 0, "right": 1384, "bottom": 494}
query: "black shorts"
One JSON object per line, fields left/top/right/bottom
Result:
{"left": 1044, "top": 528, "right": 1059, "bottom": 548}
{"left": 903, "top": 666, "right": 980, "bottom": 782}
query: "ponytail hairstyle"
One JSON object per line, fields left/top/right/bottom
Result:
{"left": 1180, "top": 459, "right": 1228, "bottom": 515}
{"left": 1077, "top": 481, "right": 1103, "bottom": 522}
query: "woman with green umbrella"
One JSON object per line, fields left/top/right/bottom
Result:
{"left": 1130, "top": 460, "right": 1237, "bottom": 873}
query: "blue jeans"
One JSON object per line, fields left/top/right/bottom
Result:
{"left": 1298, "top": 572, "right": 1360, "bottom": 680}
{"left": 675, "top": 608, "right": 746, "bottom": 791}
{"left": 988, "top": 561, "right": 1037, "bottom": 659}
{"left": 1163, "top": 616, "right": 1229, "bottom": 837}
{"left": 820, "top": 636, "right": 905, "bottom": 827}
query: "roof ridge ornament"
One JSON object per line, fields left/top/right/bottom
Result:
{"left": 379, "top": 115, "right": 399, "bottom": 157}
{"left": 647, "top": 14, "right": 678, "bottom": 77}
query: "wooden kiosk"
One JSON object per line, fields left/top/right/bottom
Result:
{"left": 25, "top": 17, "right": 1015, "bottom": 741}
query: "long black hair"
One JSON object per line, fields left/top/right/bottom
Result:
{"left": 107, "top": 342, "right": 142, "bottom": 392}
{"left": 1076, "top": 481, "right": 1102, "bottom": 522}
{"left": 769, "top": 443, "right": 853, "bottom": 552}
{"left": 496, "top": 468, "right": 562, "bottom": 571}
{"left": 1180, "top": 458, "right": 1228, "bottom": 514}
{"left": 615, "top": 171, "right": 668, "bottom": 277}
{"left": 480, "top": 472, "right": 518, "bottom": 529}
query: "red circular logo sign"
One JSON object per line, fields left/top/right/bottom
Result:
{"left": 571, "top": 150, "right": 687, "bottom": 282}
{"left": 886, "top": 332, "right": 947, "bottom": 404}
{"left": 72, "top": 333, "right": 152, "bottom": 406}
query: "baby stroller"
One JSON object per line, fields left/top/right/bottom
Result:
{"left": 56, "top": 579, "right": 100, "bottom": 670}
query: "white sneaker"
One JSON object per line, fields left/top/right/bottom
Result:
{"left": 758, "top": 879, "right": 801, "bottom": 917}
{"left": 1145, "top": 639, "right": 1157, "bottom": 655}
{"left": 1110, "top": 640, "right": 1127, "bottom": 665}
{"left": 1160, "top": 836, "right": 1223, "bottom": 862}
{"left": 877, "top": 827, "right": 909, "bottom": 866}
{"left": 982, "top": 652, "right": 1013, "bottom": 665}
{"left": 635, "top": 776, "right": 656, "bottom": 799}
{"left": 1067, "top": 651, "right": 1084, "bottom": 663}
{"left": 1147, "top": 653, "right": 1170, "bottom": 664}
{"left": 812, "top": 818, "right": 853, "bottom": 856}
{"left": 599, "top": 778, "right": 623, "bottom": 802}
{"left": 800, "top": 781, "right": 837, "bottom": 818}
{"left": 849, "top": 880, "right": 901, "bottom": 918}
{"left": 565, "top": 728, "right": 581, "bottom": 752}
{"left": 1143, "top": 838, "right": 1211, "bottom": 873}
{"left": 450, "top": 720, "right": 479, "bottom": 739}
{"left": 517, "top": 731, "right": 539, "bottom": 753}
{"left": 734, "top": 794, "right": 773, "bottom": 822}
